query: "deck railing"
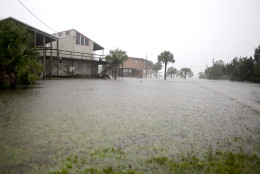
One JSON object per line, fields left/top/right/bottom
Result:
{"left": 37, "top": 47, "right": 106, "bottom": 61}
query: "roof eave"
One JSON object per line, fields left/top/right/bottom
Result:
{"left": 1, "top": 16, "right": 59, "bottom": 41}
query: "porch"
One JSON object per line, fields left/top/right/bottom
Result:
{"left": 38, "top": 48, "right": 107, "bottom": 77}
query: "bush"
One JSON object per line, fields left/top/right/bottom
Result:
{"left": 0, "top": 20, "right": 42, "bottom": 89}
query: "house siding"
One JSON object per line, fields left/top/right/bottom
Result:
{"left": 52, "top": 29, "right": 95, "bottom": 58}
{"left": 43, "top": 29, "right": 105, "bottom": 77}
{"left": 74, "top": 40, "right": 94, "bottom": 55}
{"left": 124, "top": 57, "right": 152, "bottom": 69}
{"left": 120, "top": 57, "right": 153, "bottom": 78}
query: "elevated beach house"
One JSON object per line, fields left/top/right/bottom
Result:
{"left": 47, "top": 29, "right": 105, "bottom": 77}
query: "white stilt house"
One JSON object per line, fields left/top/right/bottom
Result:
{"left": 51, "top": 29, "right": 104, "bottom": 60}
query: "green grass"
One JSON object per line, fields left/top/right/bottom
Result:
{"left": 147, "top": 152, "right": 260, "bottom": 174}
{"left": 253, "top": 109, "right": 260, "bottom": 115}
{"left": 48, "top": 149, "right": 260, "bottom": 174}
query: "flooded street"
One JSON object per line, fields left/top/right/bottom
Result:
{"left": 0, "top": 78, "right": 260, "bottom": 173}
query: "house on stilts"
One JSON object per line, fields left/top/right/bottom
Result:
{"left": 51, "top": 29, "right": 106, "bottom": 77}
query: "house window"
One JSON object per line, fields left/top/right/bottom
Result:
{"left": 76, "top": 32, "right": 89, "bottom": 46}
{"left": 134, "top": 60, "right": 138, "bottom": 64}
{"left": 66, "top": 31, "right": 71, "bottom": 36}
{"left": 85, "top": 37, "right": 89, "bottom": 45}
{"left": 58, "top": 32, "right": 63, "bottom": 37}
{"left": 76, "top": 32, "right": 80, "bottom": 44}
{"left": 81, "top": 35, "right": 84, "bottom": 45}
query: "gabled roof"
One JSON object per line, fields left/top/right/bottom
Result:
{"left": 53, "top": 29, "right": 104, "bottom": 51}
{"left": 1, "top": 17, "right": 58, "bottom": 45}
{"left": 128, "top": 57, "right": 153, "bottom": 63}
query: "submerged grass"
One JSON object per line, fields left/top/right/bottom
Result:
{"left": 147, "top": 152, "right": 260, "bottom": 174}
{"left": 49, "top": 149, "right": 260, "bottom": 174}
{"left": 253, "top": 109, "right": 260, "bottom": 115}
{"left": 1, "top": 79, "right": 260, "bottom": 173}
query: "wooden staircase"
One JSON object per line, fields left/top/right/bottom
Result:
{"left": 49, "top": 61, "right": 69, "bottom": 77}
{"left": 97, "top": 64, "right": 112, "bottom": 79}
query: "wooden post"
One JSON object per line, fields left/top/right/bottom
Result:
{"left": 91, "top": 54, "right": 93, "bottom": 77}
{"left": 34, "top": 31, "right": 37, "bottom": 51}
{"left": 33, "top": 31, "right": 38, "bottom": 76}
{"left": 122, "top": 63, "right": 124, "bottom": 79}
{"left": 34, "top": 31, "right": 37, "bottom": 74}
{"left": 50, "top": 39, "right": 53, "bottom": 76}
{"left": 43, "top": 35, "right": 46, "bottom": 78}
{"left": 56, "top": 40, "right": 59, "bottom": 77}
{"left": 70, "top": 51, "right": 73, "bottom": 77}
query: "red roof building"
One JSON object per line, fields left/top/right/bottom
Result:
{"left": 120, "top": 57, "right": 153, "bottom": 78}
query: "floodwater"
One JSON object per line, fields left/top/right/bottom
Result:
{"left": 0, "top": 78, "right": 260, "bottom": 173}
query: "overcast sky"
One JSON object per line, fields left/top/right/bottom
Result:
{"left": 1, "top": 0, "right": 260, "bottom": 74}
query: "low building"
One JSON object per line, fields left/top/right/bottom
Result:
{"left": 120, "top": 57, "right": 153, "bottom": 78}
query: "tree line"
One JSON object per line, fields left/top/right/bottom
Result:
{"left": 107, "top": 50, "right": 179, "bottom": 80}
{"left": 152, "top": 61, "right": 193, "bottom": 79}
{"left": 150, "top": 51, "right": 194, "bottom": 79}
{"left": 199, "top": 46, "right": 260, "bottom": 82}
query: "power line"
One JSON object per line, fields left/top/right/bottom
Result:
{"left": 17, "top": 0, "right": 57, "bottom": 33}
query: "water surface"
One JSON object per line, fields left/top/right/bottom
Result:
{"left": 0, "top": 78, "right": 259, "bottom": 173}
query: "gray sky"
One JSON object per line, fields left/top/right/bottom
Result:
{"left": 1, "top": 0, "right": 260, "bottom": 75}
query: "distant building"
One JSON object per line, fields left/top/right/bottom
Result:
{"left": 120, "top": 57, "right": 153, "bottom": 78}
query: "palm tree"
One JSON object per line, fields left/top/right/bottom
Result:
{"left": 158, "top": 51, "right": 175, "bottom": 80}
{"left": 180, "top": 68, "right": 191, "bottom": 79}
{"left": 106, "top": 48, "right": 128, "bottom": 79}
{"left": 167, "top": 67, "right": 177, "bottom": 78}
{"left": 0, "top": 20, "right": 41, "bottom": 89}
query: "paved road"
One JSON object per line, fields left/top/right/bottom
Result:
{"left": 193, "top": 79, "right": 260, "bottom": 111}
